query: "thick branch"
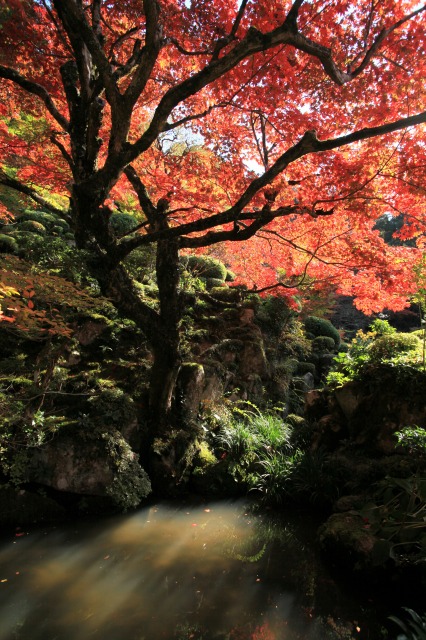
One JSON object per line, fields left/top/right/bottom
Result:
{"left": 180, "top": 215, "right": 274, "bottom": 249}
{"left": 124, "top": 165, "right": 157, "bottom": 225}
{"left": 124, "top": 0, "right": 163, "bottom": 105}
{"left": 0, "top": 66, "right": 69, "bottom": 131}
{"left": 0, "top": 172, "right": 69, "bottom": 220}
{"left": 52, "top": 0, "right": 120, "bottom": 108}
{"left": 50, "top": 132, "right": 74, "bottom": 168}
{"left": 349, "top": 5, "right": 426, "bottom": 77}
{"left": 113, "top": 109, "right": 426, "bottom": 261}
{"left": 315, "top": 111, "right": 426, "bottom": 153}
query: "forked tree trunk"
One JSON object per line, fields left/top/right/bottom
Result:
{"left": 73, "top": 194, "right": 195, "bottom": 490}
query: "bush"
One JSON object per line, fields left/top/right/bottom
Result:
{"left": 17, "top": 210, "right": 59, "bottom": 227}
{"left": 312, "top": 335, "right": 336, "bottom": 352}
{"left": 110, "top": 212, "right": 139, "bottom": 236}
{"left": 0, "top": 234, "right": 18, "bottom": 254}
{"left": 123, "top": 245, "right": 156, "bottom": 281}
{"left": 182, "top": 255, "right": 228, "bottom": 280}
{"left": 14, "top": 234, "right": 92, "bottom": 284}
{"left": 369, "top": 333, "right": 421, "bottom": 363}
{"left": 205, "top": 277, "right": 226, "bottom": 289}
{"left": 395, "top": 426, "right": 426, "bottom": 456}
{"left": 296, "top": 362, "right": 316, "bottom": 376}
{"left": 256, "top": 295, "right": 294, "bottom": 337}
{"left": 304, "top": 315, "right": 341, "bottom": 347}
{"left": 225, "top": 269, "right": 236, "bottom": 282}
{"left": 369, "top": 318, "right": 396, "bottom": 336}
{"left": 17, "top": 220, "right": 47, "bottom": 235}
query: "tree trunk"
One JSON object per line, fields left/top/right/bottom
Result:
{"left": 149, "top": 234, "right": 182, "bottom": 434}
{"left": 72, "top": 193, "right": 197, "bottom": 491}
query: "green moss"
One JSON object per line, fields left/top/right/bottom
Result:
{"left": 196, "top": 441, "right": 217, "bottom": 468}
{"left": 103, "top": 432, "right": 151, "bottom": 510}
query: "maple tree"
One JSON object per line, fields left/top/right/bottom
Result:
{"left": 0, "top": 0, "right": 426, "bottom": 463}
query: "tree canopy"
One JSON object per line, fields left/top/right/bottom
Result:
{"left": 1, "top": 0, "right": 425, "bottom": 316}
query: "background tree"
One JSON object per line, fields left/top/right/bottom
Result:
{"left": 0, "top": 0, "right": 425, "bottom": 470}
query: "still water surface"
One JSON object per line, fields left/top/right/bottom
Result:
{"left": 0, "top": 501, "right": 391, "bottom": 639}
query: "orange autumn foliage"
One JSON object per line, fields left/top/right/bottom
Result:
{"left": 0, "top": 0, "right": 425, "bottom": 316}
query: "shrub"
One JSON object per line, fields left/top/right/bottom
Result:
{"left": 357, "top": 474, "right": 426, "bottom": 567}
{"left": 304, "top": 315, "right": 341, "bottom": 347}
{"left": 182, "top": 255, "right": 228, "bottom": 280}
{"left": 18, "top": 210, "right": 58, "bottom": 227}
{"left": 369, "top": 318, "right": 396, "bottom": 335}
{"left": 369, "top": 333, "right": 421, "bottom": 363}
{"left": 123, "top": 245, "right": 156, "bottom": 281}
{"left": 395, "top": 426, "right": 426, "bottom": 456}
{"left": 312, "top": 335, "right": 336, "bottom": 352}
{"left": 225, "top": 269, "right": 236, "bottom": 282}
{"left": 256, "top": 295, "right": 294, "bottom": 337}
{"left": 17, "top": 220, "right": 47, "bottom": 235}
{"left": 295, "top": 362, "right": 316, "bottom": 376}
{"left": 205, "top": 277, "right": 226, "bottom": 289}
{"left": 15, "top": 234, "right": 92, "bottom": 284}
{"left": 0, "top": 234, "right": 18, "bottom": 254}
{"left": 110, "top": 212, "right": 139, "bottom": 236}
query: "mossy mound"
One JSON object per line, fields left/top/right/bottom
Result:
{"left": 182, "top": 255, "right": 228, "bottom": 280}
{"left": 0, "top": 234, "right": 18, "bottom": 253}
{"left": 304, "top": 315, "right": 341, "bottom": 347}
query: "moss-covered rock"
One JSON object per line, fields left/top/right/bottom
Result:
{"left": 25, "top": 426, "right": 151, "bottom": 510}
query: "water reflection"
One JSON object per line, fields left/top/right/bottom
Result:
{"left": 0, "top": 502, "right": 363, "bottom": 639}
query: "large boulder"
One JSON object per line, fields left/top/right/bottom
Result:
{"left": 25, "top": 426, "right": 151, "bottom": 510}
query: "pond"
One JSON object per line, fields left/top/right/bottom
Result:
{"left": 0, "top": 501, "right": 404, "bottom": 639}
